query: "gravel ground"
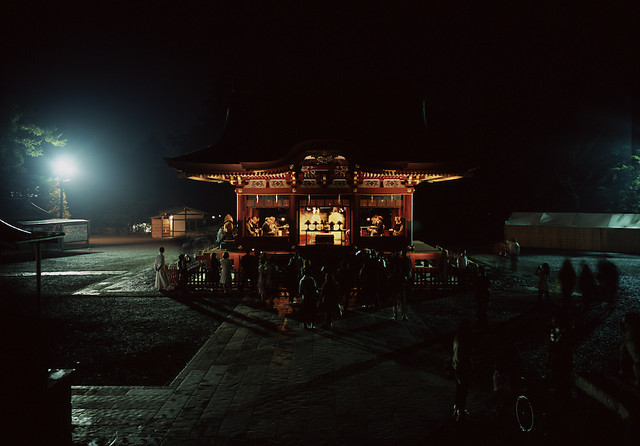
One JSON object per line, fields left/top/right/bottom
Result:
{"left": 471, "top": 251, "right": 640, "bottom": 378}
{"left": 0, "top": 236, "right": 235, "bottom": 386}
{"left": 1, "top": 237, "right": 639, "bottom": 391}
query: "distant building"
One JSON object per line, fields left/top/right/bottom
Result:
{"left": 151, "top": 207, "right": 206, "bottom": 238}
{"left": 505, "top": 212, "right": 640, "bottom": 253}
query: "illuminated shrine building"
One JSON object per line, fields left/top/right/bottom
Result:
{"left": 165, "top": 139, "right": 470, "bottom": 252}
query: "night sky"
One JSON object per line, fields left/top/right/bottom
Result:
{"left": 1, "top": 2, "right": 637, "bottom": 245}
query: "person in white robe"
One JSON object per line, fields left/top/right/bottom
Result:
{"left": 219, "top": 251, "right": 233, "bottom": 293}
{"left": 154, "top": 247, "right": 169, "bottom": 291}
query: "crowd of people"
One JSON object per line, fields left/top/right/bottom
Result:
{"left": 167, "top": 248, "right": 414, "bottom": 328}
{"left": 535, "top": 258, "right": 619, "bottom": 308}
{"left": 155, "top": 244, "right": 638, "bottom": 429}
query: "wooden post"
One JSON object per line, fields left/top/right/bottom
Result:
{"left": 237, "top": 193, "right": 246, "bottom": 238}
{"left": 353, "top": 194, "right": 360, "bottom": 247}
{"left": 289, "top": 194, "right": 297, "bottom": 246}
{"left": 36, "top": 242, "right": 42, "bottom": 318}
{"left": 403, "top": 194, "right": 414, "bottom": 245}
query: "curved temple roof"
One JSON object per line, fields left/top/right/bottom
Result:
{"left": 165, "top": 139, "right": 474, "bottom": 187}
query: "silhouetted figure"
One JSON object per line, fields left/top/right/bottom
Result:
{"left": 359, "top": 251, "right": 381, "bottom": 308}
{"left": 390, "top": 251, "right": 412, "bottom": 320}
{"left": 597, "top": 260, "right": 618, "bottom": 305}
{"left": 578, "top": 263, "right": 597, "bottom": 306}
{"left": 257, "top": 253, "right": 268, "bottom": 301}
{"left": 208, "top": 254, "right": 220, "bottom": 291}
{"left": 452, "top": 320, "right": 474, "bottom": 422}
{"left": 377, "top": 251, "right": 392, "bottom": 307}
{"left": 473, "top": 266, "right": 490, "bottom": 329}
{"left": 240, "top": 250, "right": 259, "bottom": 295}
{"left": 558, "top": 260, "right": 576, "bottom": 306}
{"left": 509, "top": 239, "right": 519, "bottom": 271}
{"left": 439, "top": 248, "right": 449, "bottom": 283}
{"left": 287, "top": 251, "right": 304, "bottom": 303}
{"left": 264, "top": 255, "right": 278, "bottom": 300}
{"left": 321, "top": 271, "right": 340, "bottom": 328}
{"left": 154, "top": 247, "right": 169, "bottom": 291}
{"left": 457, "top": 250, "right": 468, "bottom": 269}
{"left": 336, "top": 258, "right": 354, "bottom": 314}
{"left": 299, "top": 267, "right": 319, "bottom": 329}
{"left": 177, "top": 254, "right": 190, "bottom": 293}
{"left": 508, "top": 238, "right": 520, "bottom": 257}
{"left": 535, "top": 263, "right": 551, "bottom": 306}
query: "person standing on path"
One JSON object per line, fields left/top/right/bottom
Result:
{"left": 287, "top": 251, "right": 304, "bottom": 304}
{"left": 578, "top": 262, "right": 597, "bottom": 307}
{"left": 257, "top": 253, "right": 267, "bottom": 301}
{"left": 535, "top": 263, "right": 551, "bottom": 306}
{"left": 299, "top": 267, "right": 319, "bottom": 329}
{"left": 452, "top": 320, "right": 474, "bottom": 422}
{"left": 558, "top": 260, "right": 576, "bottom": 307}
{"left": 336, "top": 257, "right": 354, "bottom": 314}
{"left": 321, "top": 270, "right": 340, "bottom": 329}
{"left": 208, "top": 254, "right": 221, "bottom": 292}
{"left": 220, "top": 251, "right": 233, "bottom": 294}
{"left": 154, "top": 247, "right": 169, "bottom": 291}
{"left": 390, "top": 251, "right": 411, "bottom": 320}
{"left": 240, "top": 250, "right": 259, "bottom": 295}
{"left": 177, "top": 254, "right": 190, "bottom": 293}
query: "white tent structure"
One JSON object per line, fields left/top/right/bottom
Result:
{"left": 505, "top": 212, "right": 640, "bottom": 253}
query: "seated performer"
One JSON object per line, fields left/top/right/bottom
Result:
{"left": 247, "top": 216, "right": 262, "bottom": 236}
{"left": 262, "top": 216, "right": 278, "bottom": 236}
{"left": 370, "top": 215, "right": 385, "bottom": 236}
{"left": 216, "top": 220, "right": 235, "bottom": 245}
{"left": 392, "top": 216, "right": 405, "bottom": 236}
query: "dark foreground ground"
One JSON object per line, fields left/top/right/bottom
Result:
{"left": 1, "top": 236, "right": 639, "bottom": 444}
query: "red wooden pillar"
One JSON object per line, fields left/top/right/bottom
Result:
{"left": 236, "top": 192, "right": 246, "bottom": 238}
{"left": 289, "top": 194, "right": 297, "bottom": 247}
{"left": 403, "top": 193, "right": 414, "bottom": 245}
{"left": 352, "top": 193, "right": 360, "bottom": 247}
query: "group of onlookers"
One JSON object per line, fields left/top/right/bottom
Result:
{"left": 197, "top": 248, "right": 414, "bottom": 328}
{"left": 535, "top": 258, "right": 619, "bottom": 307}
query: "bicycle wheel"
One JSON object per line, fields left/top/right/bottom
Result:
{"left": 516, "top": 395, "right": 535, "bottom": 432}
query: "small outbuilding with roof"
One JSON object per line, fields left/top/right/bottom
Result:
{"left": 151, "top": 206, "right": 207, "bottom": 238}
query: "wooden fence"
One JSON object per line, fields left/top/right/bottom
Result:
{"left": 167, "top": 261, "right": 464, "bottom": 292}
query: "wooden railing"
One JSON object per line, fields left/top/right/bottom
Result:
{"left": 411, "top": 267, "right": 460, "bottom": 288}
{"left": 167, "top": 261, "right": 240, "bottom": 290}
{"left": 167, "top": 261, "right": 465, "bottom": 293}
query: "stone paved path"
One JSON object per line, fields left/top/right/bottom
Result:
{"left": 71, "top": 297, "right": 493, "bottom": 445}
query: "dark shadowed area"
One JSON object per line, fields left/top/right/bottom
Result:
{"left": 1, "top": 3, "right": 637, "bottom": 243}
